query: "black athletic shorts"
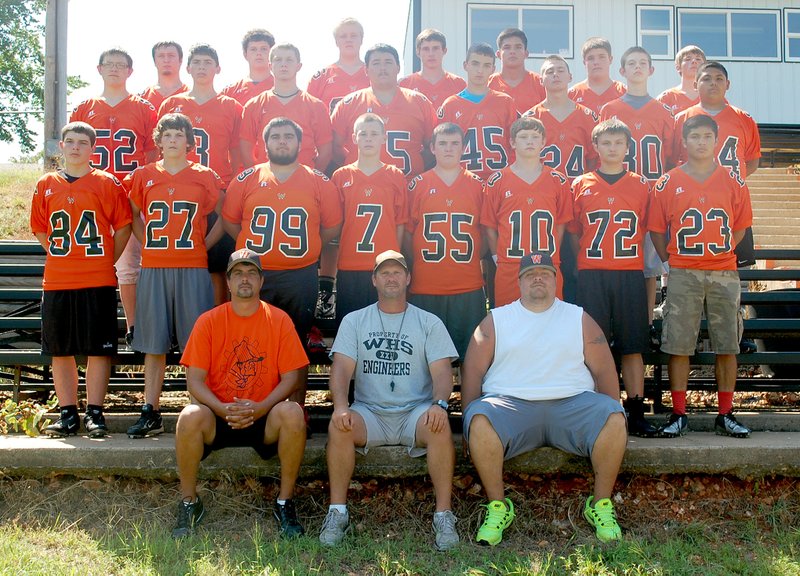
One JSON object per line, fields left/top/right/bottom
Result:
{"left": 336, "top": 270, "right": 376, "bottom": 325}
{"left": 202, "top": 414, "right": 278, "bottom": 460}
{"left": 42, "top": 286, "right": 118, "bottom": 356}
{"left": 206, "top": 212, "right": 236, "bottom": 273}
{"left": 260, "top": 263, "right": 317, "bottom": 345}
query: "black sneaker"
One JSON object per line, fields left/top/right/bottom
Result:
{"left": 628, "top": 412, "right": 659, "bottom": 437}
{"left": 44, "top": 409, "right": 80, "bottom": 438}
{"left": 715, "top": 412, "right": 751, "bottom": 438}
{"left": 127, "top": 404, "right": 164, "bottom": 438}
{"left": 124, "top": 326, "right": 135, "bottom": 348}
{"left": 739, "top": 338, "right": 757, "bottom": 354}
{"left": 83, "top": 408, "right": 109, "bottom": 438}
{"left": 315, "top": 290, "right": 335, "bottom": 320}
{"left": 273, "top": 499, "right": 304, "bottom": 539}
{"left": 649, "top": 325, "right": 661, "bottom": 350}
{"left": 172, "top": 496, "right": 205, "bottom": 539}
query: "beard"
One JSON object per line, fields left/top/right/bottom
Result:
{"left": 268, "top": 147, "right": 299, "bottom": 165}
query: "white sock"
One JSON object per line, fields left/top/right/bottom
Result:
{"left": 329, "top": 504, "right": 347, "bottom": 514}
{"left": 276, "top": 499, "right": 287, "bottom": 506}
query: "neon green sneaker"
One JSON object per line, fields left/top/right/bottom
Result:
{"left": 583, "top": 496, "right": 622, "bottom": 542}
{"left": 476, "top": 498, "right": 515, "bottom": 546}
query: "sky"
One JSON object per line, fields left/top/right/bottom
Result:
{"left": 1, "top": 0, "right": 411, "bottom": 161}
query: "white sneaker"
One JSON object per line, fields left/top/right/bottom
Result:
{"left": 319, "top": 508, "right": 350, "bottom": 546}
{"left": 433, "top": 510, "right": 459, "bottom": 551}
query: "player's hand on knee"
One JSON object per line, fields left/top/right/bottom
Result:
{"left": 331, "top": 408, "right": 353, "bottom": 433}
{"left": 425, "top": 405, "right": 447, "bottom": 434}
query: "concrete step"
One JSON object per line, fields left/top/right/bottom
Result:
{"left": 753, "top": 217, "right": 800, "bottom": 226}
{"left": 2, "top": 430, "right": 799, "bottom": 480}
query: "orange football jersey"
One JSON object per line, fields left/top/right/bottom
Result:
{"left": 158, "top": 93, "right": 243, "bottom": 187}
{"left": 600, "top": 98, "right": 675, "bottom": 181}
{"left": 437, "top": 90, "right": 517, "bottom": 180}
{"left": 647, "top": 165, "right": 753, "bottom": 270}
{"left": 222, "top": 164, "right": 342, "bottom": 270}
{"left": 524, "top": 103, "right": 599, "bottom": 180}
{"left": 125, "top": 162, "right": 223, "bottom": 268}
{"left": 568, "top": 80, "right": 626, "bottom": 115}
{"left": 407, "top": 169, "right": 485, "bottom": 295}
{"left": 307, "top": 64, "right": 370, "bottom": 114}
{"left": 488, "top": 71, "right": 545, "bottom": 116}
{"left": 333, "top": 163, "right": 408, "bottom": 271}
{"left": 69, "top": 96, "right": 158, "bottom": 180}
{"left": 220, "top": 76, "right": 275, "bottom": 106}
{"left": 30, "top": 169, "right": 132, "bottom": 291}
{"left": 399, "top": 71, "right": 467, "bottom": 108}
{"left": 571, "top": 171, "right": 650, "bottom": 271}
{"left": 139, "top": 83, "right": 189, "bottom": 111}
{"left": 656, "top": 87, "right": 699, "bottom": 116}
{"left": 331, "top": 87, "right": 437, "bottom": 178}
{"left": 240, "top": 90, "right": 332, "bottom": 167}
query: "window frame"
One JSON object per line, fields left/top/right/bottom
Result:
{"left": 636, "top": 5, "right": 675, "bottom": 61}
{"left": 786, "top": 8, "right": 800, "bottom": 63}
{"left": 677, "top": 7, "right": 782, "bottom": 62}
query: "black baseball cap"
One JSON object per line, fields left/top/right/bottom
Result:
{"left": 226, "top": 248, "right": 263, "bottom": 274}
{"left": 518, "top": 252, "right": 557, "bottom": 277}
{"left": 373, "top": 249, "right": 408, "bottom": 272}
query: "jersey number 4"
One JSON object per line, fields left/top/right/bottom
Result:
{"left": 48, "top": 210, "right": 104, "bottom": 256}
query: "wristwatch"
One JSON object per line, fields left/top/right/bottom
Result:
{"left": 433, "top": 399, "right": 449, "bottom": 411}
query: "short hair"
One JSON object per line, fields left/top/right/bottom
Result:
{"left": 696, "top": 61, "right": 728, "bottom": 81}
{"left": 151, "top": 41, "right": 183, "bottom": 62}
{"left": 354, "top": 112, "right": 385, "bottom": 133}
{"left": 431, "top": 122, "right": 464, "bottom": 145}
{"left": 541, "top": 54, "right": 570, "bottom": 74}
{"left": 154, "top": 113, "right": 195, "bottom": 150}
{"left": 333, "top": 17, "right": 364, "bottom": 38}
{"left": 263, "top": 117, "right": 303, "bottom": 144}
{"left": 592, "top": 118, "right": 631, "bottom": 144}
{"left": 188, "top": 43, "right": 219, "bottom": 66}
{"left": 620, "top": 46, "right": 652, "bottom": 67}
{"left": 416, "top": 28, "right": 447, "bottom": 52}
{"left": 511, "top": 116, "right": 545, "bottom": 141}
{"left": 270, "top": 43, "right": 301, "bottom": 62}
{"left": 675, "top": 45, "right": 706, "bottom": 67}
{"left": 242, "top": 29, "right": 275, "bottom": 52}
{"left": 581, "top": 37, "right": 612, "bottom": 60}
{"left": 466, "top": 42, "right": 495, "bottom": 61}
{"left": 365, "top": 44, "right": 400, "bottom": 66}
{"left": 682, "top": 114, "right": 718, "bottom": 139}
{"left": 497, "top": 28, "right": 527, "bottom": 50}
{"left": 61, "top": 121, "right": 96, "bottom": 147}
{"left": 98, "top": 48, "right": 132, "bottom": 69}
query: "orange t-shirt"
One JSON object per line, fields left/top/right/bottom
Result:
{"left": 437, "top": 90, "right": 518, "bottom": 180}
{"left": 333, "top": 163, "right": 408, "bottom": 271}
{"left": 656, "top": 87, "right": 699, "bottom": 116}
{"left": 240, "top": 90, "right": 332, "bottom": 167}
{"left": 673, "top": 104, "right": 761, "bottom": 179}
{"left": 181, "top": 301, "right": 309, "bottom": 403}
{"left": 139, "top": 83, "right": 189, "bottom": 111}
{"left": 30, "top": 169, "right": 132, "bottom": 291}
{"left": 125, "top": 162, "right": 222, "bottom": 268}
{"left": 158, "top": 94, "right": 243, "bottom": 187}
{"left": 407, "top": 169, "right": 485, "bottom": 295}
{"left": 488, "top": 71, "right": 545, "bottom": 116}
{"left": 647, "top": 165, "right": 753, "bottom": 270}
{"left": 568, "top": 80, "right": 626, "bottom": 115}
{"left": 307, "top": 64, "right": 370, "bottom": 114}
{"left": 222, "top": 164, "right": 342, "bottom": 270}
{"left": 220, "top": 76, "right": 275, "bottom": 106}
{"left": 399, "top": 71, "right": 467, "bottom": 108}
{"left": 571, "top": 171, "right": 650, "bottom": 271}
{"left": 331, "top": 87, "right": 437, "bottom": 178}
{"left": 600, "top": 98, "right": 675, "bottom": 181}
{"left": 69, "top": 96, "right": 158, "bottom": 180}
{"left": 524, "top": 103, "right": 599, "bottom": 180}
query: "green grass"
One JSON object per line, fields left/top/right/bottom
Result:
{"left": 0, "top": 164, "right": 40, "bottom": 240}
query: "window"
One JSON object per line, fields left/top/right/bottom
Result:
{"left": 678, "top": 9, "right": 780, "bottom": 61}
{"left": 787, "top": 9, "right": 800, "bottom": 62}
{"left": 468, "top": 4, "right": 574, "bottom": 58}
{"left": 637, "top": 6, "right": 674, "bottom": 60}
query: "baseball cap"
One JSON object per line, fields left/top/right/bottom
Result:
{"left": 373, "top": 249, "right": 408, "bottom": 273}
{"left": 226, "top": 248, "right": 263, "bottom": 274}
{"left": 518, "top": 251, "right": 557, "bottom": 277}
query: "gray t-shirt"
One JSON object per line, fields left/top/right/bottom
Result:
{"left": 331, "top": 303, "right": 458, "bottom": 414}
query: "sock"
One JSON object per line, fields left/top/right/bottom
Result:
{"left": 329, "top": 504, "right": 347, "bottom": 514}
{"left": 60, "top": 405, "right": 79, "bottom": 418}
{"left": 319, "top": 276, "right": 335, "bottom": 293}
{"left": 86, "top": 404, "right": 103, "bottom": 414}
{"left": 276, "top": 499, "right": 287, "bottom": 506}
{"left": 671, "top": 391, "right": 687, "bottom": 415}
{"left": 718, "top": 391, "right": 734, "bottom": 415}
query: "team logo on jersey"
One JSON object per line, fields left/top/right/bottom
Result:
{"left": 194, "top": 116, "right": 202, "bottom": 124}
{"left": 364, "top": 188, "right": 373, "bottom": 197}
{"left": 559, "top": 133, "right": 566, "bottom": 141}
{"left": 429, "top": 188, "right": 436, "bottom": 195}
{"left": 700, "top": 196, "right": 706, "bottom": 204}
{"left": 446, "top": 199, "right": 453, "bottom": 207}
{"left": 168, "top": 187, "right": 175, "bottom": 196}
{"left": 477, "top": 114, "right": 484, "bottom": 120}
{"left": 259, "top": 181, "right": 269, "bottom": 187}
{"left": 342, "top": 180, "right": 352, "bottom": 188}
{"left": 580, "top": 189, "right": 591, "bottom": 196}
{"left": 67, "top": 196, "right": 75, "bottom": 204}
{"left": 527, "top": 198, "right": 533, "bottom": 205}
{"left": 576, "top": 97, "right": 584, "bottom": 102}
{"left": 607, "top": 197, "right": 615, "bottom": 205}
{"left": 675, "top": 187, "right": 684, "bottom": 194}
{"left": 174, "top": 105, "right": 183, "bottom": 113}
{"left": 146, "top": 179, "right": 154, "bottom": 187}
{"left": 504, "top": 190, "right": 512, "bottom": 198}
{"left": 109, "top": 116, "right": 117, "bottom": 125}
{"left": 635, "top": 122, "right": 642, "bottom": 130}
{"left": 44, "top": 188, "right": 52, "bottom": 197}
{"left": 87, "top": 110, "right": 96, "bottom": 118}
{"left": 455, "top": 111, "right": 462, "bottom": 119}
{"left": 278, "top": 193, "right": 286, "bottom": 200}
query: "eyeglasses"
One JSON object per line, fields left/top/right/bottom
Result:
{"left": 100, "top": 62, "right": 129, "bottom": 70}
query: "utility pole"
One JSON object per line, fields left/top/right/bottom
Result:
{"left": 44, "top": 0, "right": 68, "bottom": 171}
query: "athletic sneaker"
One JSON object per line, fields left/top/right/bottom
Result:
{"left": 44, "top": 409, "right": 80, "bottom": 437}
{"left": 127, "top": 404, "right": 164, "bottom": 438}
{"left": 658, "top": 413, "right": 688, "bottom": 438}
{"left": 432, "top": 510, "right": 459, "bottom": 551}
{"left": 319, "top": 508, "right": 350, "bottom": 546}
{"left": 315, "top": 290, "right": 335, "bottom": 320}
{"left": 307, "top": 326, "right": 327, "bottom": 354}
{"left": 739, "top": 338, "right": 757, "bottom": 354}
{"left": 648, "top": 324, "right": 661, "bottom": 350}
{"left": 715, "top": 412, "right": 751, "bottom": 438}
{"left": 476, "top": 498, "right": 515, "bottom": 546}
{"left": 273, "top": 499, "right": 304, "bottom": 539}
{"left": 627, "top": 412, "right": 659, "bottom": 437}
{"left": 83, "top": 408, "right": 109, "bottom": 438}
{"left": 583, "top": 495, "right": 622, "bottom": 542}
{"left": 172, "top": 496, "right": 205, "bottom": 538}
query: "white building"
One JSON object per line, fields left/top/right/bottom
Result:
{"left": 404, "top": 0, "right": 800, "bottom": 125}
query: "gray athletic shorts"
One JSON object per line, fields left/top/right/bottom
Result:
{"left": 463, "top": 391, "right": 624, "bottom": 460}
{"left": 350, "top": 401, "right": 431, "bottom": 458}
{"left": 133, "top": 267, "right": 214, "bottom": 354}
{"left": 643, "top": 233, "right": 665, "bottom": 278}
